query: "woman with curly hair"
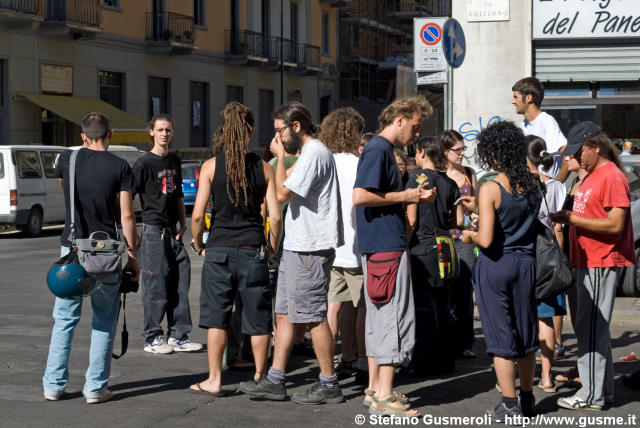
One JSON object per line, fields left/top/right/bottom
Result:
{"left": 461, "top": 121, "right": 541, "bottom": 421}
{"left": 319, "top": 107, "right": 368, "bottom": 382}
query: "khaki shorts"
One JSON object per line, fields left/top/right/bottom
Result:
{"left": 274, "top": 249, "right": 335, "bottom": 323}
{"left": 328, "top": 266, "right": 364, "bottom": 307}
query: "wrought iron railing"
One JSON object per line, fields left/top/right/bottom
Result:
{"left": 0, "top": 0, "right": 40, "bottom": 15}
{"left": 225, "top": 30, "right": 267, "bottom": 57}
{"left": 44, "top": 0, "right": 101, "bottom": 27}
{"left": 298, "top": 44, "right": 320, "bottom": 68}
{"left": 224, "top": 30, "right": 321, "bottom": 68}
{"left": 145, "top": 12, "right": 195, "bottom": 44}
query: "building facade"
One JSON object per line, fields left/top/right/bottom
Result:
{"left": 451, "top": 0, "right": 640, "bottom": 167}
{"left": 0, "top": 0, "right": 338, "bottom": 149}
{"left": 333, "top": 0, "right": 450, "bottom": 132}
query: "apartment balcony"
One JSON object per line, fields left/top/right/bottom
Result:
{"left": 296, "top": 44, "right": 321, "bottom": 75}
{"left": 224, "top": 30, "right": 270, "bottom": 65}
{"left": 388, "top": 0, "right": 451, "bottom": 21}
{"left": 0, "top": 0, "right": 43, "bottom": 28}
{"left": 318, "top": 0, "right": 350, "bottom": 6}
{"left": 40, "top": 0, "right": 102, "bottom": 38}
{"left": 145, "top": 12, "right": 196, "bottom": 55}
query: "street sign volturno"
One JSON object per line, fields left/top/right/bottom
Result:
{"left": 443, "top": 18, "right": 466, "bottom": 68}
{"left": 414, "top": 17, "right": 448, "bottom": 72}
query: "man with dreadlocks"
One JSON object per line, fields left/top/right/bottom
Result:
{"left": 134, "top": 114, "right": 202, "bottom": 354}
{"left": 190, "top": 102, "right": 282, "bottom": 396}
{"left": 239, "top": 102, "right": 344, "bottom": 404}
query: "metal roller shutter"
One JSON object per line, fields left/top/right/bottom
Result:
{"left": 535, "top": 45, "right": 640, "bottom": 82}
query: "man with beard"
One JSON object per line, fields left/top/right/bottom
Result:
{"left": 239, "top": 102, "right": 344, "bottom": 404}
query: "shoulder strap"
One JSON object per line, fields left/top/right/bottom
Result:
{"left": 111, "top": 294, "right": 129, "bottom": 359}
{"left": 68, "top": 150, "right": 79, "bottom": 242}
{"left": 463, "top": 166, "right": 473, "bottom": 182}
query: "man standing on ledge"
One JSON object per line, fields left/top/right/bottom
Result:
{"left": 512, "top": 76, "right": 568, "bottom": 181}
{"left": 353, "top": 96, "right": 435, "bottom": 417}
{"left": 134, "top": 114, "right": 202, "bottom": 354}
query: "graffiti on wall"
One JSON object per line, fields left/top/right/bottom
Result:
{"left": 457, "top": 115, "right": 502, "bottom": 164}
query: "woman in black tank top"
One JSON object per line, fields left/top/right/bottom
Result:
{"left": 461, "top": 121, "right": 541, "bottom": 420}
{"left": 189, "top": 102, "right": 283, "bottom": 396}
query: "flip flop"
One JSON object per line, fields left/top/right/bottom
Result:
{"left": 188, "top": 382, "right": 235, "bottom": 397}
{"left": 536, "top": 382, "right": 557, "bottom": 393}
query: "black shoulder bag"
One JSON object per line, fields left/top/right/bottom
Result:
{"left": 534, "top": 189, "right": 573, "bottom": 300}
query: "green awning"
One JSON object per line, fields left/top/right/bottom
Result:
{"left": 18, "top": 93, "right": 148, "bottom": 139}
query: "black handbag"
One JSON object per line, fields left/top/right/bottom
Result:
{"left": 534, "top": 191, "right": 573, "bottom": 300}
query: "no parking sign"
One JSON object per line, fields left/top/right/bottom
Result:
{"left": 414, "top": 17, "right": 448, "bottom": 72}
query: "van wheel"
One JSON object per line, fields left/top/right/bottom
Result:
{"left": 22, "top": 207, "right": 43, "bottom": 237}
{"left": 619, "top": 245, "right": 640, "bottom": 297}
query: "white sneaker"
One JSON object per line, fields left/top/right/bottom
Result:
{"left": 44, "top": 392, "right": 63, "bottom": 401}
{"left": 557, "top": 395, "right": 602, "bottom": 411}
{"left": 86, "top": 389, "right": 113, "bottom": 404}
{"left": 144, "top": 336, "right": 174, "bottom": 354}
{"left": 168, "top": 337, "right": 203, "bottom": 352}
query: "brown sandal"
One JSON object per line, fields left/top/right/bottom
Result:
{"left": 369, "top": 393, "right": 419, "bottom": 417}
{"left": 363, "top": 388, "right": 409, "bottom": 408}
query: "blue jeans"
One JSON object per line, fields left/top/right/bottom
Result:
{"left": 42, "top": 246, "right": 122, "bottom": 399}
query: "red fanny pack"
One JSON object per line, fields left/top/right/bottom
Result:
{"left": 366, "top": 251, "right": 403, "bottom": 304}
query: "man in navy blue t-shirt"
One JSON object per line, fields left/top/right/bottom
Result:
{"left": 353, "top": 96, "right": 435, "bottom": 416}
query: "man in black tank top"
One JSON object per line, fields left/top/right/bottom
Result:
{"left": 189, "top": 102, "right": 283, "bottom": 398}
{"left": 133, "top": 115, "right": 202, "bottom": 354}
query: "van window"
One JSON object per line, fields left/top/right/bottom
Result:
{"left": 16, "top": 151, "right": 43, "bottom": 179}
{"left": 41, "top": 151, "right": 62, "bottom": 178}
{"left": 0, "top": 153, "right": 4, "bottom": 179}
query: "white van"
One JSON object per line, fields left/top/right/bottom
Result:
{"left": 0, "top": 145, "right": 70, "bottom": 236}
{"left": 0, "top": 145, "right": 145, "bottom": 237}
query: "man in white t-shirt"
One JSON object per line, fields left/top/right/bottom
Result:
{"left": 512, "top": 77, "right": 568, "bottom": 181}
{"left": 239, "top": 102, "right": 344, "bottom": 405}
{"left": 317, "top": 107, "right": 368, "bottom": 384}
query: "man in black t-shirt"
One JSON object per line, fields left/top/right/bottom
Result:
{"left": 133, "top": 114, "right": 202, "bottom": 354}
{"left": 43, "top": 113, "right": 139, "bottom": 404}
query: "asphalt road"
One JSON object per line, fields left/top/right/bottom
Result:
{"left": 0, "top": 225, "right": 639, "bottom": 428}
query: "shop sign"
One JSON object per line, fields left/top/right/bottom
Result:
{"left": 533, "top": 0, "right": 640, "bottom": 39}
{"left": 467, "top": 0, "right": 509, "bottom": 22}
{"left": 41, "top": 64, "right": 72, "bottom": 95}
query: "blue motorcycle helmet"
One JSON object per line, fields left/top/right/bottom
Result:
{"left": 47, "top": 261, "right": 99, "bottom": 298}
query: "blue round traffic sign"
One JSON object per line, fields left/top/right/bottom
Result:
{"left": 420, "top": 23, "right": 442, "bottom": 46}
{"left": 443, "top": 18, "right": 466, "bottom": 68}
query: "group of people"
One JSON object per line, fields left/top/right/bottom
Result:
{"left": 41, "top": 75, "right": 635, "bottom": 422}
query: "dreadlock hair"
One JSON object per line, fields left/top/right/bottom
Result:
{"left": 477, "top": 121, "right": 539, "bottom": 203}
{"left": 414, "top": 136, "right": 447, "bottom": 171}
{"left": 319, "top": 107, "right": 365, "bottom": 154}
{"left": 583, "top": 133, "right": 624, "bottom": 171}
{"left": 215, "top": 102, "right": 255, "bottom": 206}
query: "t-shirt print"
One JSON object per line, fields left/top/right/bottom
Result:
{"left": 158, "top": 169, "right": 178, "bottom": 195}
{"left": 572, "top": 188, "right": 592, "bottom": 215}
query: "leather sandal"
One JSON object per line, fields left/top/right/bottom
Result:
{"left": 368, "top": 393, "right": 419, "bottom": 417}
{"left": 362, "top": 388, "right": 409, "bottom": 408}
